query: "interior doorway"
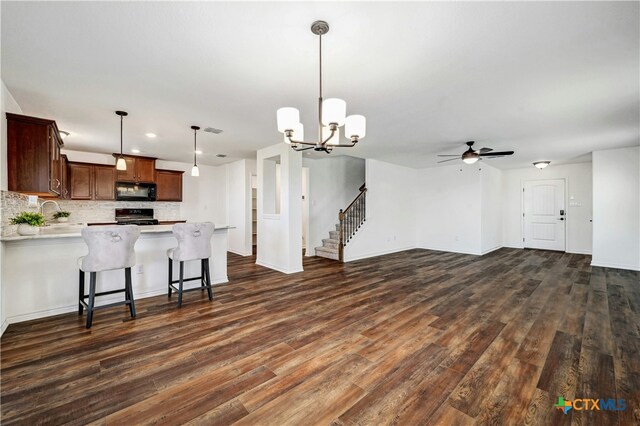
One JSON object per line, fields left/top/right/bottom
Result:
{"left": 523, "top": 178, "right": 566, "bottom": 251}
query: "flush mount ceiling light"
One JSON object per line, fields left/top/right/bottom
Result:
{"left": 195, "top": 150, "right": 203, "bottom": 155}
{"left": 277, "top": 20, "right": 366, "bottom": 153}
{"left": 115, "top": 111, "right": 128, "bottom": 171}
{"left": 145, "top": 133, "right": 157, "bottom": 138}
{"left": 534, "top": 161, "right": 551, "bottom": 169}
{"left": 131, "top": 149, "right": 141, "bottom": 154}
{"left": 59, "top": 130, "right": 70, "bottom": 140}
{"left": 191, "top": 125, "right": 200, "bottom": 177}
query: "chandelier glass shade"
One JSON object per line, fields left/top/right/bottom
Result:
{"left": 276, "top": 21, "right": 366, "bottom": 153}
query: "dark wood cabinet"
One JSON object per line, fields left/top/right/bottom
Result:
{"left": 156, "top": 169, "right": 184, "bottom": 201}
{"left": 7, "top": 113, "right": 64, "bottom": 196}
{"left": 60, "top": 154, "right": 70, "bottom": 199}
{"left": 93, "top": 165, "right": 116, "bottom": 200}
{"left": 114, "top": 155, "right": 156, "bottom": 183}
{"left": 69, "top": 162, "right": 116, "bottom": 200}
{"left": 69, "top": 163, "right": 92, "bottom": 200}
{"left": 136, "top": 158, "right": 156, "bottom": 182}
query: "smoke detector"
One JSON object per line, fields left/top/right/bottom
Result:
{"left": 204, "top": 127, "right": 223, "bottom": 134}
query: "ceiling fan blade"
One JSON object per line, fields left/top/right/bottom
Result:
{"left": 437, "top": 158, "right": 459, "bottom": 163}
{"left": 479, "top": 151, "right": 514, "bottom": 156}
{"left": 437, "top": 154, "right": 460, "bottom": 157}
{"left": 476, "top": 147, "right": 493, "bottom": 154}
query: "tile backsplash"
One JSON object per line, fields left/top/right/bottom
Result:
{"left": 1, "top": 191, "right": 181, "bottom": 236}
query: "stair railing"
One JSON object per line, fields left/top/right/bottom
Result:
{"left": 338, "top": 184, "right": 367, "bottom": 262}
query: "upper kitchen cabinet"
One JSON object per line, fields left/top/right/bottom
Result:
{"left": 6, "top": 113, "right": 64, "bottom": 197}
{"left": 156, "top": 169, "right": 184, "bottom": 201}
{"left": 60, "top": 154, "right": 70, "bottom": 199}
{"left": 68, "top": 162, "right": 116, "bottom": 200}
{"left": 113, "top": 154, "right": 156, "bottom": 183}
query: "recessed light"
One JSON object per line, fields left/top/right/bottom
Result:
{"left": 59, "top": 130, "right": 70, "bottom": 139}
{"left": 145, "top": 133, "right": 157, "bottom": 138}
{"left": 195, "top": 150, "right": 203, "bottom": 155}
{"left": 131, "top": 149, "right": 141, "bottom": 154}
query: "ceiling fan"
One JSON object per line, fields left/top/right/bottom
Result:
{"left": 437, "top": 141, "right": 514, "bottom": 164}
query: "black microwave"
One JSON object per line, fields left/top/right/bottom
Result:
{"left": 115, "top": 182, "right": 157, "bottom": 201}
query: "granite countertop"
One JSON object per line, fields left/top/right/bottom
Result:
{"left": 1, "top": 223, "right": 234, "bottom": 242}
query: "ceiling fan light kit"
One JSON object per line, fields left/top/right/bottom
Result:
{"left": 115, "top": 110, "right": 128, "bottom": 171}
{"left": 533, "top": 161, "right": 551, "bottom": 169}
{"left": 437, "top": 141, "right": 514, "bottom": 165}
{"left": 277, "top": 20, "right": 366, "bottom": 153}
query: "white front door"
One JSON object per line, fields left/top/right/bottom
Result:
{"left": 523, "top": 179, "right": 566, "bottom": 251}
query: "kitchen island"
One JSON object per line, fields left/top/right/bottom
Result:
{"left": 1, "top": 224, "right": 232, "bottom": 329}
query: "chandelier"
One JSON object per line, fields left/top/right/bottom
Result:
{"left": 276, "top": 20, "right": 366, "bottom": 153}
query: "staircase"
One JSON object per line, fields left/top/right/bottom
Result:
{"left": 315, "top": 184, "right": 367, "bottom": 262}
{"left": 315, "top": 224, "right": 342, "bottom": 260}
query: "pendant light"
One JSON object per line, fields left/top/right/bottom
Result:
{"left": 115, "top": 111, "right": 128, "bottom": 170}
{"left": 191, "top": 125, "right": 200, "bottom": 177}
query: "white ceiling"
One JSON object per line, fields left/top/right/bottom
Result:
{"left": 2, "top": 1, "right": 638, "bottom": 169}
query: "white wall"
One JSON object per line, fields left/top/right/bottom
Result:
{"left": 303, "top": 155, "right": 365, "bottom": 254}
{"left": 481, "top": 164, "right": 503, "bottom": 254}
{"left": 345, "top": 159, "right": 418, "bottom": 261}
{"left": 256, "top": 143, "right": 302, "bottom": 273}
{"left": 417, "top": 164, "right": 482, "bottom": 255}
{"left": 592, "top": 146, "right": 640, "bottom": 270}
{"left": 502, "top": 162, "right": 593, "bottom": 254}
{"left": 1, "top": 80, "right": 23, "bottom": 333}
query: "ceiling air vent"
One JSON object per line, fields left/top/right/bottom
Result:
{"left": 216, "top": 154, "right": 227, "bottom": 158}
{"left": 204, "top": 127, "right": 223, "bottom": 134}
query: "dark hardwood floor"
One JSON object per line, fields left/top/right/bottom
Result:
{"left": 1, "top": 248, "right": 639, "bottom": 425}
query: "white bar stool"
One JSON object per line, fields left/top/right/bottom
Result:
{"left": 78, "top": 225, "right": 141, "bottom": 328}
{"left": 167, "top": 222, "right": 215, "bottom": 307}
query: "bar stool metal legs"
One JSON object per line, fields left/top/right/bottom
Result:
{"left": 167, "top": 258, "right": 213, "bottom": 308}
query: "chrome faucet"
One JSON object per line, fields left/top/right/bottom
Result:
{"left": 40, "top": 200, "right": 61, "bottom": 223}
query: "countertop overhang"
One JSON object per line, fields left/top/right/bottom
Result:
{"left": 1, "top": 224, "right": 234, "bottom": 242}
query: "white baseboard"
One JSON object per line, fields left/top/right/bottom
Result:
{"left": 502, "top": 244, "right": 525, "bottom": 249}
{"left": 591, "top": 260, "right": 640, "bottom": 271}
{"left": 255, "top": 259, "right": 303, "bottom": 274}
{"left": 418, "top": 245, "right": 483, "bottom": 256}
{"left": 480, "top": 246, "right": 503, "bottom": 255}
{"left": 1, "top": 318, "right": 8, "bottom": 335}
{"left": 1, "top": 277, "right": 229, "bottom": 332}
{"left": 567, "top": 249, "right": 592, "bottom": 255}
{"left": 344, "top": 245, "right": 417, "bottom": 262}
{"left": 228, "top": 248, "right": 253, "bottom": 257}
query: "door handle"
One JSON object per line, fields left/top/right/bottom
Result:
{"left": 558, "top": 218, "right": 565, "bottom": 221}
